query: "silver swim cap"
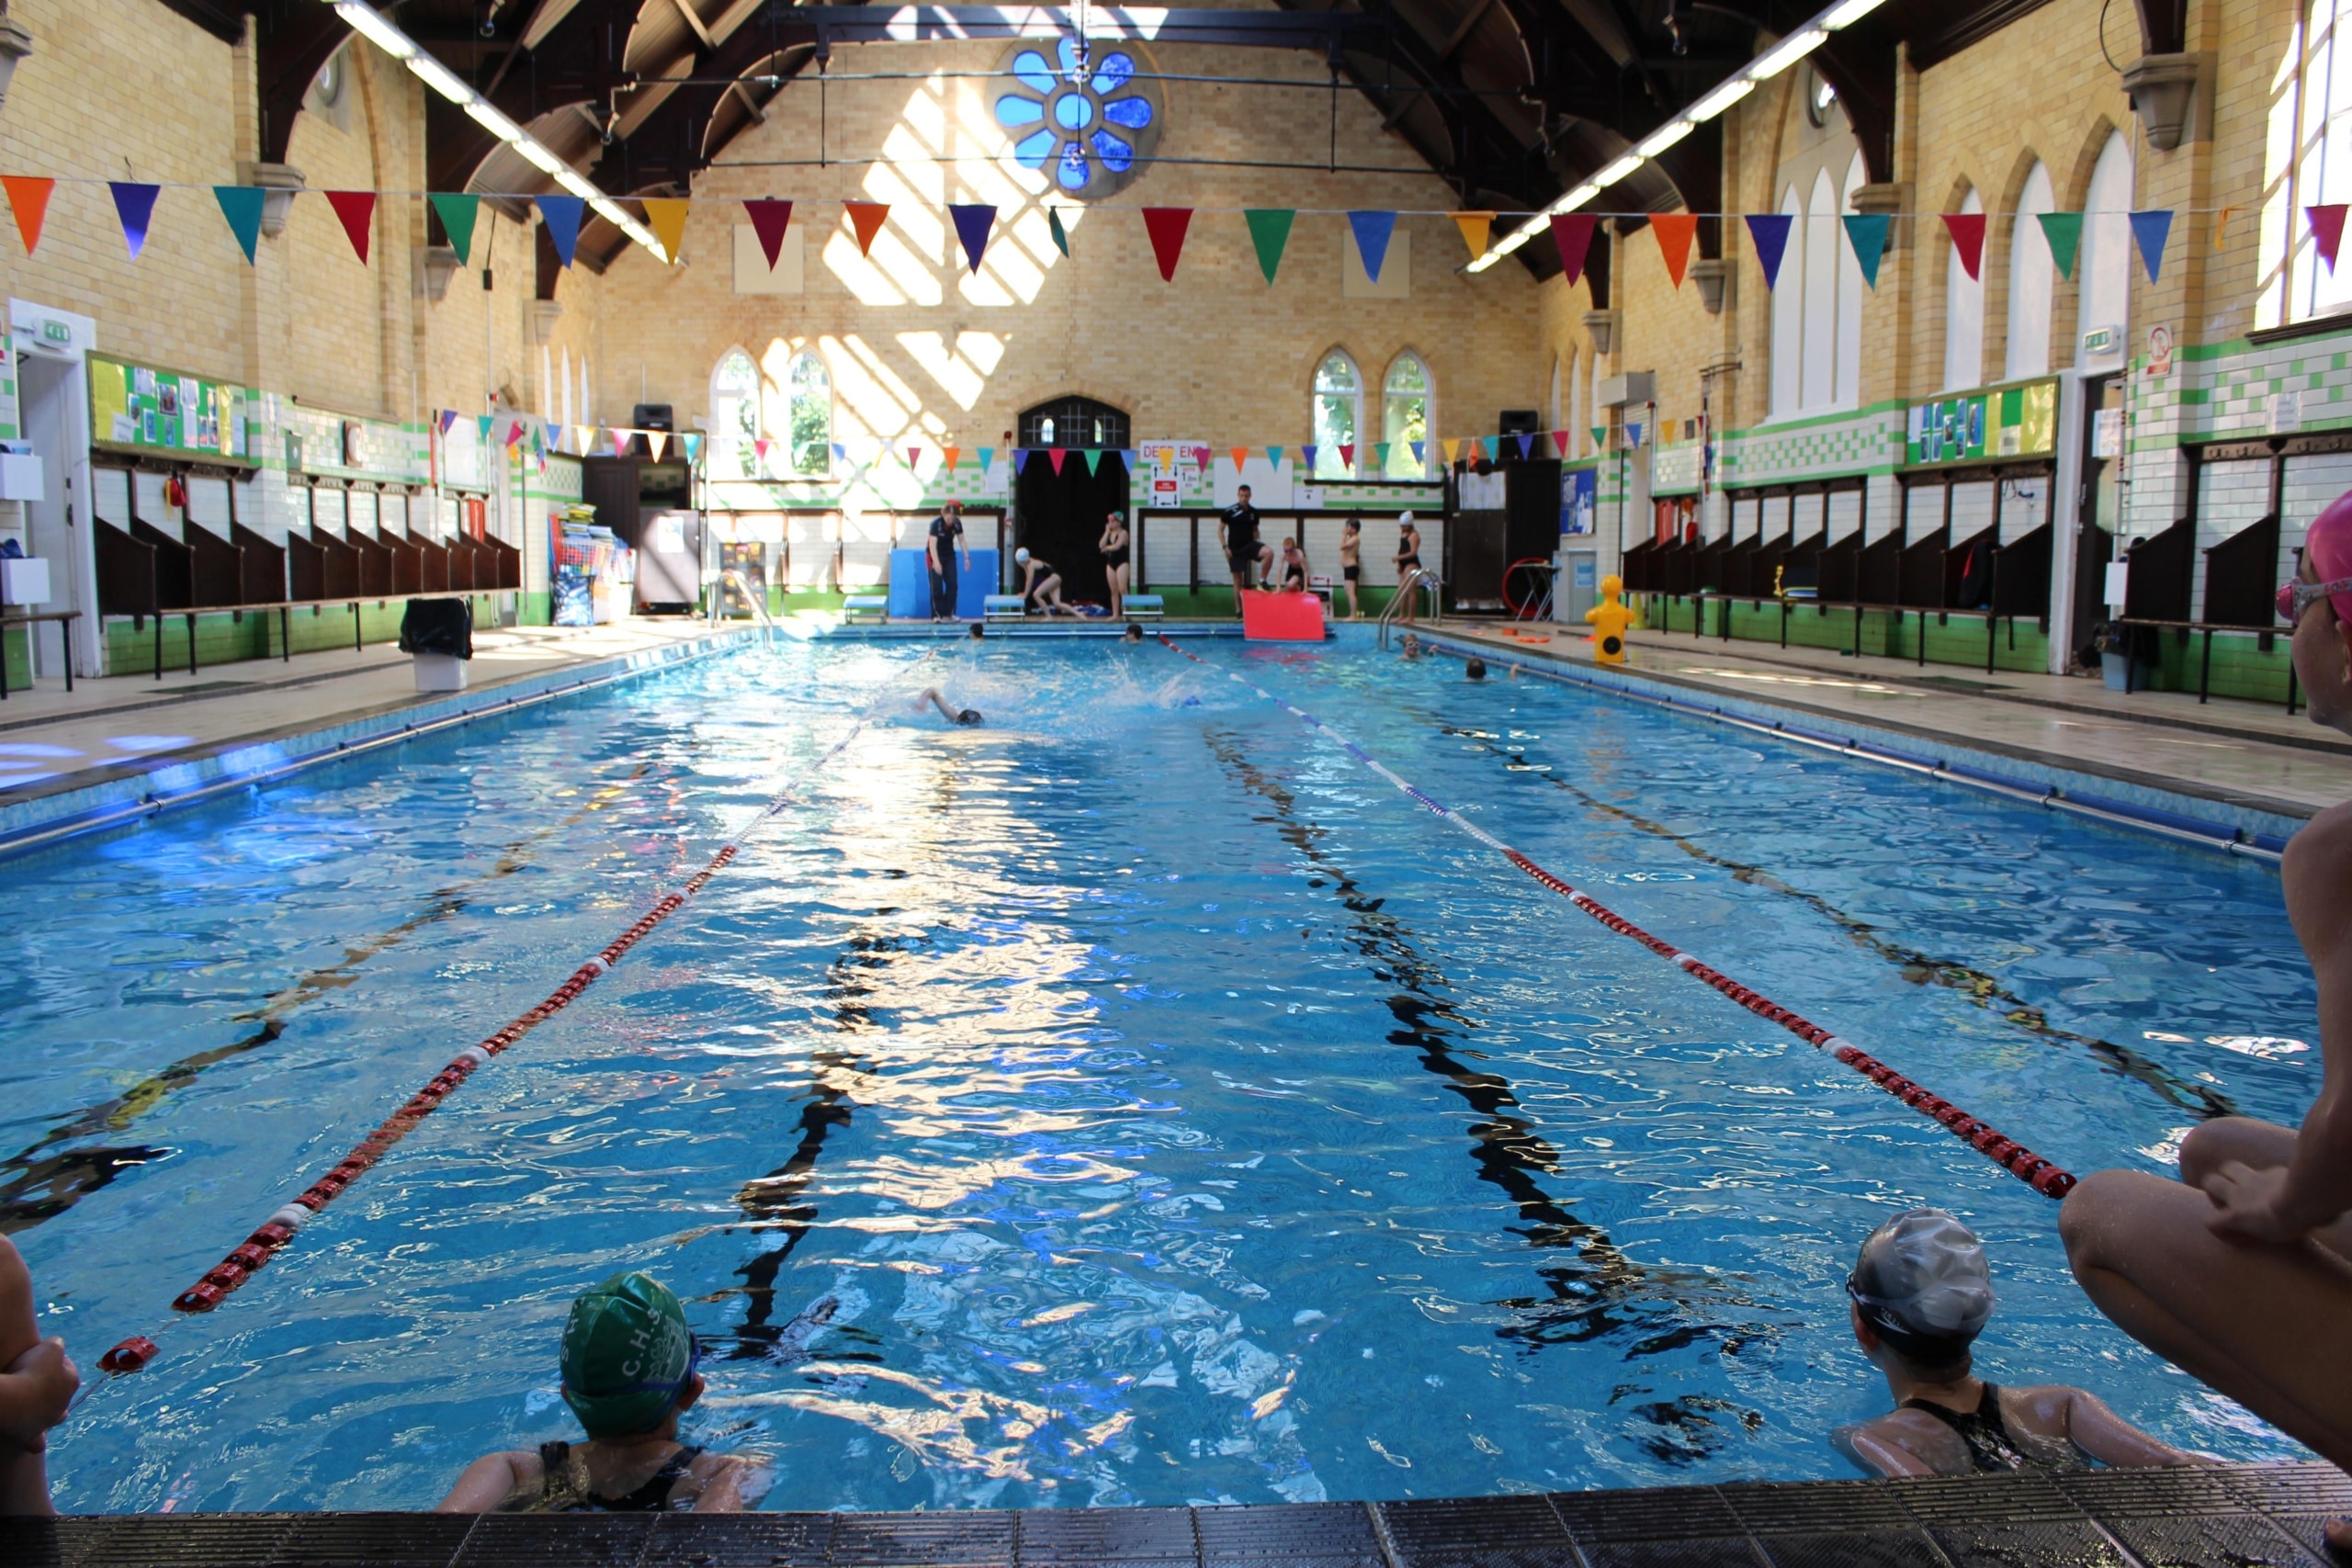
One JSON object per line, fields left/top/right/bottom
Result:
{"left": 1015, "top": 547, "right": 1031, "bottom": 564}
{"left": 1849, "top": 1208, "right": 1996, "bottom": 1354}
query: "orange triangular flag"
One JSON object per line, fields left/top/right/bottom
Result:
{"left": 1451, "top": 211, "right": 1494, "bottom": 261}
{"left": 1652, "top": 213, "right": 1698, "bottom": 288}
{"left": 1229, "top": 446, "right": 1249, "bottom": 472}
{"left": 2, "top": 176, "right": 52, "bottom": 254}
{"left": 844, "top": 201, "right": 889, "bottom": 256}
{"left": 941, "top": 446, "right": 960, "bottom": 473}
{"left": 642, "top": 197, "right": 689, "bottom": 263}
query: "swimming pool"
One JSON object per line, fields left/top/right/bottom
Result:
{"left": 5, "top": 631, "right": 2319, "bottom": 1514}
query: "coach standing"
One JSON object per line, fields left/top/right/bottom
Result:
{"left": 1218, "top": 484, "right": 1265, "bottom": 614}
{"left": 926, "top": 501, "right": 969, "bottom": 621}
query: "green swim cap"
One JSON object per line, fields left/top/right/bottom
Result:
{"left": 559, "top": 1272, "right": 696, "bottom": 1438}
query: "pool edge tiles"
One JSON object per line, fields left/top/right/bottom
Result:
{"left": 0, "top": 627, "right": 757, "bottom": 860}
{"left": 1412, "top": 631, "right": 2310, "bottom": 858}
{"left": 0, "top": 1461, "right": 2341, "bottom": 1565}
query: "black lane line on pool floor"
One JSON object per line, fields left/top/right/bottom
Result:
{"left": 1206, "top": 729, "right": 1795, "bottom": 1461}
{"left": 0, "top": 763, "right": 652, "bottom": 1236}
{"left": 1428, "top": 721, "right": 2242, "bottom": 1124}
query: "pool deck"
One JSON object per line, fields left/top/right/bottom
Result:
{"left": 5, "top": 1461, "right": 2345, "bottom": 1566}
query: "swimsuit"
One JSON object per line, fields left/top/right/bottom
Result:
{"left": 1283, "top": 564, "right": 1306, "bottom": 589}
{"left": 1343, "top": 564, "right": 1361, "bottom": 581}
{"left": 531, "top": 1440, "right": 707, "bottom": 1512}
{"left": 1103, "top": 541, "right": 1130, "bottom": 568}
{"left": 1900, "top": 1384, "right": 2086, "bottom": 1475}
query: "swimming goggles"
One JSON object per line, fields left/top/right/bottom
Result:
{"left": 2278, "top": 577, "right": 2352, "bottom": 624}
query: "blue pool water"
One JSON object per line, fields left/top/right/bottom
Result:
{"left": 3, "top": 632, "right": 2320, "bottom": 1514}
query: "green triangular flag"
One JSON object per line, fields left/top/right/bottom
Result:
{"left": 1841, "top": 214, "right": 1890, "bottom": 288}
{"left": 2038, "top": 211, "right": 2083, "bottom": 279}
{"left": 1082, "top": 447, "right": 1103, "bottom": 474}
{"left": 1048, "top": 207, "right": 1070, "bottom": 258}
{"left": 1244, "top": 209, "right": 1294, "bottom": 285}
{"left": 1590, "top": 425, "right": 1607, "bottom": 451}
{"left": 1374, "top": 441, "right": 1392, "bottom": 472}
{"left": 430, "top": 193, "right": 481, "bottom": 266}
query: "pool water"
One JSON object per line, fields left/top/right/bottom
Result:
{"left": 4, "top": 632, "right": 2319, "bottom": 1515}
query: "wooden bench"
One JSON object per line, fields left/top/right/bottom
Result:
{"left": 1121, "top": 594, "right": 1165, "bottom": 619}
{"left": 984, "top": 594, "right": 1026, "bottom": 622}
{"left": 0, "top": 610, "right": 79, "bottom": 697}
{"left": 842, "top": 594, "right": 889, "bottom": 624}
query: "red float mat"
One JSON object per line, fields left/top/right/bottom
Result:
{"left": 1240, "top": 590, "right": 1326, "bottom": 641}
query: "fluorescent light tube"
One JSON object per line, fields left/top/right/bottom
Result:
{"left": 334, "top": 2, "right": 416, "bottom": 59}
{"left": 1747, "top": 28, "right": 1827, "bottom": 80}
{"left": 1687, "top": 76, "right": 1757, "bottom": 121}
{"left": 1820, "top": 0, "right": 1888, "bottom": 28}
{"left": 407, "top": 55, "right": 475, "bottom": 107}
{"left": 1636, "top": 120, "right": 1694, "bottom": 158}
{"left": 1593, "top": 154, "right": 1645, "bottom": 186}
{"left": 554, "top": 167, "right": 600, "bottom": 199}
{"left": 466, "top": 100, "right": 525, "bottom": 143}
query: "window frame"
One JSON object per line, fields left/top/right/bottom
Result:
{"left": 1311, "top": 351, "right": 1363, "bottom": 479}
{"left": 1381, "top": 353, "right": 1431, "bottom": 479}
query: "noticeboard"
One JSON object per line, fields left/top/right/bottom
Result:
{"left": 89, "top": 355, "right": 251, "bottom": 463}
{"left": 1906, "top": 378, "right": 2056, "bottom": 466}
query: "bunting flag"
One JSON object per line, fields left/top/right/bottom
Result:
{"left": 1141, "top": 207, "right": 1192, "bottom": 281}
{"left": 1230, "top": 446, "right": 1249, "bottom": 471}
{"left": 978, "top": 447, "right": 994, "bottom": 473}
{"left": 757, "top": 437, "right": 776, "bottom": 463}
{"left": 2311, "top": 205, "right": 2348, "bottom": 273}
{"left": 109, "top": 182, "right": 159, "bottom": 259}
{"left": 2130, "top": 209, "right": 2173, "bottom": 282}
{"left": 1942, "top": 212, "right": 1985, "bottom": 280}
{"left": 574, "top": 424, "right": 594, "bottom": 454}
{"left": 845, "top": 201, "right": 890, "bottom": 255}
{"left": 214, "top": 186, "right": 265, "bottom": 264}
{"left": 824, "top": 440, "right": 841, "bottom": 464}
{"left": 1842, "top": 214, "right": 1890, "bottom": 287}
{"left": 683, "top": 433, "right": 703, "bottom": 463}
{"left": 2, "top": 175, "right": 52, "bottom": 255}
{"left": 1514, "top": 433, "right": 1535, "bottom": 460}
{"left": 326, "top": 190, "right": 376, "bottom": 264}
{"left": 1338, "top": 443, "right": 1355, "bottom": 471}
{"left": 429, "top": 192, "right": 479, "bottom": 265}
{"left": 941, "top": 446, "right": 960, "bottom": 472}
{"left": 1590, "top": 424, "right": 1607, "bottom": 452}
{"left": 1550, "top": 213, "right": 1598, "bottom": 285}
{"left": 1244, "top": 209, "right": 1294, "bottom": 284}
{"left": 646, "top": 432, "right": 669, "bottom": 461}
{"left": 1299, "top": 444, "right": 1318, "bottom": 470}
{"left": 1409, "top": 440, "right": 1425, "bottom": 466}
{"left": 948, "top": 204, "right": 996, "bottom": 273}
{"left": 1374, "top": 441, "right": 1392, "bottom": 471}
{"left": 1479, "top": 436, "right": 1500, "bottom": 461}
{"left": 1349, "top": 210, "right": 1396, "bottom": 283}
{"left": 477, "top": 414, "right": 494, "bottom": 443}
{"left": 436, "top": 410, "right": 458, "bottom": 435}
{"left": 1048, "top": 207, "right": 1071, "bottom": 258}
{"left": 505, "top": 420, "right": 526, "bottom": 449}
{"left": 744, "top": 199, "right": 794, "bottom": 268}
{"left": 1549, "top": 431, "right": 1572, "bottom": 458}
{"left": 1442, "top": 437, "right": 1461, "bottom": 465}
{"left": 1651, "top": 212, "right": 1698, "bottom": 288}
{"left": 1082, "top": 448, "right": 1105, "bottom": 475}
{"left": 877, "top": 438, "right": 895, "bottom": 467}
{"left": 1046, "top": 447, "right": 1069, "bottom": 474}
{"left": 2215, "top": 206, "right": 2239, "bottom": 248}
{"left": 904, "top": 446, "right": 921, "bottom": 469}
{"left": 1626, "top": 420, "right": 1645, "bottom": 450}
{"left": 1746, "top": 212, "right": 1793, "bottom": 289}
{"left": 642, "top": 197, "right": 688, "bottom": 263}
{"left": 538, "top": 195, "right": 585, "bottom": 268}
{"left": 1451, "top": 210, "right": 1494, "bottom": 261}
{"left": 1265, "top": 446, "right": 1284, "bottom": 465}
{"left": 2038, "top": 211, "right": 2083, "bottom": 279}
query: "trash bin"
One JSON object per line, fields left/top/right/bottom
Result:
{"left": 400, "top": 597, "right": 473, "bottom": 693}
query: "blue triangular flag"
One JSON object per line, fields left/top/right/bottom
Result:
{"left": 436, "top": 409, "right": 458, "bottom": 435}
{"left": 948, "top": 204, "right": 996, "bottom": 273}
{"left": 1514, "top": 433, "right": 1534, "bottom": 460}
{"left": 110, "top": 182, "right": 160, "bottom": 259}
{"left": 1409, "top": 441, "right": 1424, "bottom": 465}
{"left": 977, "top": 447, "right": 994, "bottom": 473}
{"left": 1299, "top": 444, "right": 1318, "bottom": 470}
{"left": 830, "top": 442, "right": 848, "bottom": 465}
{"left": 1841, "top": 214, "right": 1890, "bottom": 287}
{"left": 1348, "top": 210, "right": 1396, "bottom": 283}
{"left": 1265, "top": 446, "right": 1283, "bottom": 465}
{"left": 2129, "top": 209, "right": 2173, "bottom": 283}
{"left": 1626, "top": 421, "right": 1645, "bottom": 449}
{"left": 1745, "top": 212, "right": 1793, "bottom": 290}
{"left": 214, "top": 186, "right": 264, "bottom": 264}
{"left": 477, "top": 415, "right": 494, "bottom": 442}
{"left": 537, "top": 195, "right": 585, "bottom": 268}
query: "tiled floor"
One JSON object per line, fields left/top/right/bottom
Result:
{"left": 4, "top": 1461, "right": 2344, "bottom": 1566}
{"left": 1430, "top": 620, "right": 2352, "bottom": 820}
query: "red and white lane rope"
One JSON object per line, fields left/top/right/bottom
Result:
{"left": 1157, "top": 636, "right": 2076, "bottom": 1201}
{"left": 96, "top": 717, "right": 877, "bottom": 1381}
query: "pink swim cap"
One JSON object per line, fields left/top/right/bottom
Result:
{"left": 2312, "top": 489, "right": 2352, "bottom": 623}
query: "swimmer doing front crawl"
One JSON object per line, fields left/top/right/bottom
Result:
{"left": 916, "top": 688, "right": 982, "bottom": 725}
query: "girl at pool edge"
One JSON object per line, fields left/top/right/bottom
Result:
{"left": 437, "top": 1273, "right": 763, "bottom": 1514}
{"left": 2061, "top": 488, "right": 2352, "bottom": 1551}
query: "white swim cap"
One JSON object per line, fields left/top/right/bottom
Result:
{"left": 1849, "top": 1208, "right": 1996, "bottom": 1354}
{"left": 1398, "top": 511, "right": 1415, "bottom": 525}
{"left": 1015, "top": 547, "right": 1031, "bottom": 564}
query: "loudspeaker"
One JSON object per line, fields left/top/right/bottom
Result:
{"left": 632, "top": 403, "right": 674, "bottom": 432}
{"left": 1498, "top": 409, "right": 1540, "bottom": 436}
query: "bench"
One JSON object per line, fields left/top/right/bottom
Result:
{"left": 1121, "top": 594, "right": 1165, "bottom": 620}
{"left": 984, "top": 594, "right": 1026, "bottom": 622}
{"left": 842, "top": 594, "right": 889, "bottom": 623}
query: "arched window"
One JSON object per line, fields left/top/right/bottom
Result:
{"left": 2077, "top": 130, "right": 2135, "bottom": 367}
{"left": 2261, "top": 0, "right": 2352, "bottom": 327}
{"left": 1836, "top": 152, "right": 1866, "bottom": 406}
{"left": 786, "top": 351, "right": 831, "bottom": 477}
{"left": 1802, "top": 171, "right": 1840, "bottom": 410}
{"left": 1312, "top": 352, "right": 1360, "bottom": 478}
{"left": 1383, "top": 355, "right": 1430, "bottom": 479}
{"left": 1942, "top": 187, "right": 1986, "bottom": 390}
{"left": 710, "top": 350, "right": 761, "bottom": 479}
{"left": 2006, "top": 161, "right": 2055, "bottom": 379}
{"left": 1770, "top": 186, "right": 1804, "bottom": 419}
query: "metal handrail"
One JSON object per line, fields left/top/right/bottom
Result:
{"left": 1376, "top": 569, "right": 1442, "bottom": 649}
{"left": 713, "top": 570, "right": 778, "bottom": 646}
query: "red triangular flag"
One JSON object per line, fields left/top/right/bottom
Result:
{"left": 1141, "top": 208, "right": 1192, "bottom": 282}
{"left": 744, "top": 199, "right": 793, "bottom": 268}
{"left": 1339, "top": 443, "right": 1356, "bottom": 471}
{"left": 1047, "top": 447, "right": 1069, "bottom": 474}
{"left": 1229, "top": 446, "right": 1249, "bottom": 472}
{"left": 1942, "top": 212, "right": 1986, "bottom": 281}
{"left": 1550, "top": 213, "right": 1598, "bottom": 285}
{"left": 905, "top": 446, "right": 922, "bottom": 468}
{"left": 844, "top": 201, "right": 889, "bottom": 256}
{"left": 1651, "top": 213, "right": 1698, "bottom": 288}
{"left": 326, "top": 190, "right": 376, "bottom": 264}
{"left": 2311, "top": 205, "right": 2349, "bottom": 272}
{"left": 1, "top": 176, "right": 52, "bottom": 255}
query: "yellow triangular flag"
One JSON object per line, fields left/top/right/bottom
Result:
{"left": 643, "top": 197, "right": 689, "bottom": 264}
{"left": 646, "top": 431, "right": 669, "bottom": 461}
{"left": 1451, "top": 211, "right": 1495, "bottom": 261}
{"left": 1442, "top": 437, "right": 1462, "bottom": 465}
{"left": 574, "top": 425, "right": 594, "bottom": 453}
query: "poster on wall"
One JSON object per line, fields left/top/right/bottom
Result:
{"left": 1906, "top": 379, "right": 2055, "bottom": 465}
{"left": 1562, "top": 467, "right": 1597, "bottom": 536}
{"left": 89, "top": 355, "right": 248, "bottom": 461}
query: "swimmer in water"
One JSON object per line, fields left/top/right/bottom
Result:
{"left": 1123, "top": 624, "right": 1144, "bottom": 643}
{"left": 1838, "top": 1210, "right": 2208, "bottom": 1478}
{"left": 916, "top": 688, "right": 982, "bottom": 725}
{"left": 1399, "top": 632, "right": 1424, "bottom": 660}
{"left": 1464, "top": 658, "right": 1487, "bottom": 681}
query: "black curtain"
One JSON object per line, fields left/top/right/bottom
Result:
{"left": 1013, "top": 453, "right": 1130, "bottom": 606}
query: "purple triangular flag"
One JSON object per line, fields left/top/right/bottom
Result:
{"left": 110, "top": 182, "right": 160, "bottom": 259}
{"left": 2129, "top": 209, "right": 2173, "bottom": 283}
{"left": 1514, "top": 433, "right": 1534, "bottom": 460}
{"left": 1348, "top": 210, "right": 1396, "bottom": 283}
{"left": 949, "top": 204, "right": 996, "bottom": 273}
{"left": 1299, "top": 444, "right": 1318, "bottom": 471}
{"left": 1746, "top": 212, "right": 1793, "bottom": 290}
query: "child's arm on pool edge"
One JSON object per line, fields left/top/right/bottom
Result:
{"left": 0, "top": 1235, "right": 79, "bottom": 1517}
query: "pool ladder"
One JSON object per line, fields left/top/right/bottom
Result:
{"left": 1375, "top": 570, "right": 1442, "bottom": 649}
{"left": 711, "top": 570, "right": 779, "bottom": 647}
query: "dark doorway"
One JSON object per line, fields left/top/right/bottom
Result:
{"left": 1015, "top": 397, "right": 1131, "bottom": 608}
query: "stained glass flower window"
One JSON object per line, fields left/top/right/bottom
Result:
{"left": 993, "top": 37, "right": 1161, "bottom": 199}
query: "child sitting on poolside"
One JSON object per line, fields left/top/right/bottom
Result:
{"left": 437, "top": 1272, "right": 764, "bottom": 1514}
{"left": 0, "top": 1235, "right": 78, "bottom": 1516}
{"left": 1838, "top": 1209, "right": 2208, "bottom": 1477}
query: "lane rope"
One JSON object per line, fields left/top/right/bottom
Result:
{"left": 1156, "top": 635, "right": 2077, "bottom": 1201}
{"left": 95, "top": 709, "right": 886, "bottom": 1382}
